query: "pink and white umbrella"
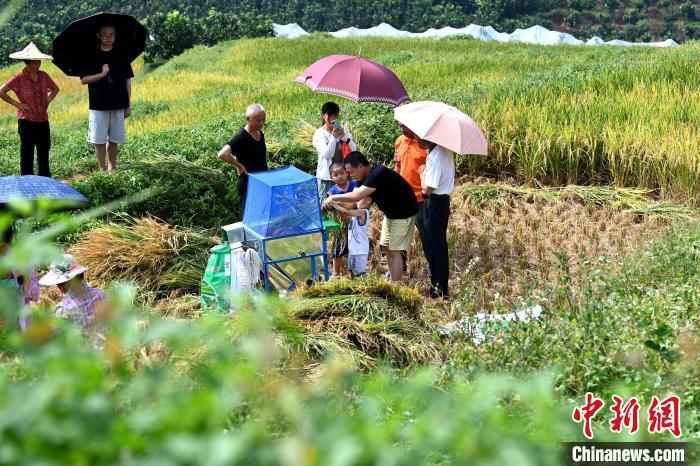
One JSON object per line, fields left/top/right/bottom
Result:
{"left": 394, "top": 101, "right": 488, "bottom": 155}
{"left": 294, "top": 54, "right": 410, "bottom": 106}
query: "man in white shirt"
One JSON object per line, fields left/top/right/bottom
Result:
{"left": 417, "top": 139, "right": 455, "bottom": 299}
{"left": 312, "top": 101, "right": 357, "bottom": 201}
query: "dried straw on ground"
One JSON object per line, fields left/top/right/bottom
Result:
{"left": 446, "top": 178, "right": 694, "bottom": 312}
{"left": 362, "top": 178, "right": 694, "bottom": 315}
{"left": 70, "top": 216, "right": 218, "bottom": 296}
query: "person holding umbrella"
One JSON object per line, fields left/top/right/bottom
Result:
{"left": 394, "top": 101, "right": 488, "bottom": 299}
{"left": 312, "top": 101, "right": 356, "bottom": 201}
{"left": 79, "top": 23, "right": 134, "bottom": 171}
{"left": 53, "top": 13, "right": 147, "bottom": 171}
{"left": 0, "top": 42, "right": 59, "bottom": 177}
{"left": 417, "top": 139, "right": 455, "bottom": 299}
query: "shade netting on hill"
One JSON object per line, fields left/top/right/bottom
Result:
{"left": 243, "top": 166, "right": 322, "bottom": 237}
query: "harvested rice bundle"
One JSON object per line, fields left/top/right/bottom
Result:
{"left": 290, "top": 278, "right": 438, "bottom": 366}
{"left": 457, "top": 179, "right": 685, "bottom": 213}
{"left": 70, "top": 217, "right": 218, "bottom": 295}
{"left": 143, "top": 293, "right": 202, "bottom": 319}
{"left": 296, "top": 275, "right": 423, "bottom": 316}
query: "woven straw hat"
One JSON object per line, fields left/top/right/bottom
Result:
{"left": 9, "top": 42, "right": 53, "bottom": 61}
{"left": 39, "top": 254, "right": 87, "bottom": 286}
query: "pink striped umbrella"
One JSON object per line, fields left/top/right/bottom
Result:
{"left": 294, "top": 54, "right": 410, "bottom": 106}
{"left": 394, "top": 101, "right": 488, "bottom": 155}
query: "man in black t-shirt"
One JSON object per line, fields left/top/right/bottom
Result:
{"left": 218, "top": 103, "right": 268, "bottom": 214}
{"left": 80, "top": 24, "right": 134, "bottom": 171}
{"left": 323, "top": 151, "right": 418, "bottom": 282}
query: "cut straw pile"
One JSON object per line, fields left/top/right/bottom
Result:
{"left": 457, "top": 180, "right": 700, "bottom": 217}
{"left": 70, "top": 216, "right": 218, "bottom": 295}
{"left": 288, "top": 277, "right": 438, "bottom": 368}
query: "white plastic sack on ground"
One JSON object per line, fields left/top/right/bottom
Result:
{"left": 439, "top": 305, "right": 543, "bottom": 345}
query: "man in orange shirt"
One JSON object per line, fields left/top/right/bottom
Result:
{"left": 394, "top": 123, "right": 428, "bottom": 271}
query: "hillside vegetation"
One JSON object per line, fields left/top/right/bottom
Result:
{"left": 0, "top": 0, "right": 698, "bottom": 66}
{"left": 1, "top": 36, "right": 698, "bottom": 216}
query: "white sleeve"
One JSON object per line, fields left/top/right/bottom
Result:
{"left": 423, "top": 154, "right": 441, "bottom": 190}
{"left": 312, "top": 129, "right": 337, "bottom": 162}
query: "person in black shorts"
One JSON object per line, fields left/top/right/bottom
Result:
{"left": 218, "top": 103, "right": 268, "bottom": 213}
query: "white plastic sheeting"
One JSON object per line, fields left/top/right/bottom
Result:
{"left": 272, "top": 22, "right": 679, "bottom": 47}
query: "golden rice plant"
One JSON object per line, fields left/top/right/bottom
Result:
{"left": 70, "top": 216, "right": 218, "bottom": 295}
{"left": 447, "top": 180, "right": 688, "bottom": 312}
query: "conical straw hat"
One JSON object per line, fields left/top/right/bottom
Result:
{"left": 9, "top": 42, "right": 53, "bottom": 60}
{"left": 39, "top": 254, "right": 88, "bottom": 286}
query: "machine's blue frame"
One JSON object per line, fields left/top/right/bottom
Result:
{"left": 239, "top": 166, "right": 330, "bottom": 291}
{"left": 243, "top": 226, "right": 329, "bottom": 291}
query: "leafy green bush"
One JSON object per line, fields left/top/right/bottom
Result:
{"left": 143, "top": 9, "right": 273, "bottom": 63}
{"left": 195, "top": 9, "right": 273, "bottom": 47}
{"left": 623, "top": 7, "right": 641, "bottom": 23}
{"left": 73, "top": 157, "right": 239, "bottom": 228}
{"left": 568, "top": 0, "right": 596, "bottom": 11}
{"left": 143, "top": 11, "right": 197, "bottom": 64}
{"left": 679, "top": 1, "right": 697, "bottom": 19}
{"left": 566, "top": 9, "right": 581, "bottom": 27}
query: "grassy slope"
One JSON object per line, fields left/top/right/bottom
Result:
{"left": 0, "top": 36, "right": 699, "bottom": 204}
{"left": 0, "top": 0, "right": 25, "bottom": 27}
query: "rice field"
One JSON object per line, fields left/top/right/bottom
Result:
{"left": 3, "top": 34, "right": 699, "bottom": 319}
{"left": 0, "top": 36, "right": 699, "bottom": 201}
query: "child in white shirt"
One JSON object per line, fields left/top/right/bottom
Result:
{"left": 331, "top": 196, "right": 371, "bottom": 278}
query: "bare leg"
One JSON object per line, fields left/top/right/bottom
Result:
{"left": 94, "top": 143, "right": 107, "bottom": 171}
{"left": 387, "top": 250, "right": 404, "bottom": 282}
{"left": 332, "top": 257, "right": 346, "bottom": 276}
{"left": 106, "top": 142, "right": 118, "bottom": 170}
{"left": 333, "top": 258, "right": 341, "bottom": 275}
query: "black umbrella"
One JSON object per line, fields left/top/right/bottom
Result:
{"left": 52, "top": 12, "right": 147, "bottom": 77}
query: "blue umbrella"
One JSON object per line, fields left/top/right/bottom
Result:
{"left": 0, "top": 176, "right": 89, "bottom": 208}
